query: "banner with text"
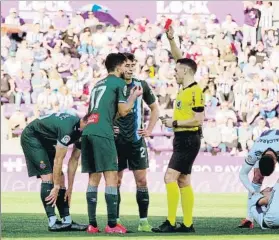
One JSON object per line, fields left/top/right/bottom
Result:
{"left": 2, "top": 153, "right": 278, "bottom": 193}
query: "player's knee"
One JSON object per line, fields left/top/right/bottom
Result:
{"left": 177, "top": 177, "right": 190, "bottom": 188}
{"left": 41, "top": 173, "right": 53, "bottom": 182}
{"left": 164, "top": 171, "right": 176, "bottom": 184}
{"left": 136, "top": 177, "right": 147, "bottom": 187}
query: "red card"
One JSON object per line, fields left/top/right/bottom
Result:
{"left": 88, "top": 113, "right": 100, "bottom": 124}
{"left": 164, "top": 18, "right": 172, "bottom": 30}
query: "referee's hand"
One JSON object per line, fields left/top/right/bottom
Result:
{"left": 138, "top": 128, "right": 152, "bottom": 137}
{"left": 162, "top": 118, "right": 173, "bottom": 128}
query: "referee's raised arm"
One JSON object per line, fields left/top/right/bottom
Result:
{"left": 166, "top": 26, "right": 183, "bottom": 61}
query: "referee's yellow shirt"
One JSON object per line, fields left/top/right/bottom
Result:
{"left": 173, "top": 82, "right": 204, "bottom": 132}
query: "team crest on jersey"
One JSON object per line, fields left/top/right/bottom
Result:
{"left": 123, "top": 85, "right": 127, "bottom": 97}
{"left": 40, "top": 161, "right": 46, "bottom": 169}
{"left": 176, "top": 100, "right": 182, "bottom": 109}
{"left": 61, "top": 135, "right": 71, "bottom": 144}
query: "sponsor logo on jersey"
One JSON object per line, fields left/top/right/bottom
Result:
{"left": 61, "top": 135, "right": 71, "bottom": 144}
{"left": 176, "top": 100, "right": 182, "bottom": 109}
{"left": 123, "top": 85, "right": 127, "bottom": 97}
{"left": 88, "top": 113, "right": 100, "bottom": 124}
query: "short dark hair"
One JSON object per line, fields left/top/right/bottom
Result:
{"left": 177, "top": 58, "right": 197, "bottom": 74}
{"left": 123, "top": 53, "right": 135, "bottom": 62}
{"left": 105, "top": 53, "right": 127, "bottom": 73}
{"left": 259, "top": 154, "right": 275, "bottom": 176}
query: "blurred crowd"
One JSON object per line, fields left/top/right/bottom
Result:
{"left": 1, "top": 1, "right": 279, "bottom": 156}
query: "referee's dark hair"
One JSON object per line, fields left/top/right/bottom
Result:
{"left": 177, "top": 58, "right": 197, "bottom": 74}
{"left": 123, "top": 52, "right": 135, "bottom": 62}
{"left": 259, "top": 154, "right": 275, "bottom": 176}
{"left": 105, "top": 53, "right": 127, "bottom": 73}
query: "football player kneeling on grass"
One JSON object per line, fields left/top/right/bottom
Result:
{"left": 239, "top": 129, "right": 279, "bottom": 228}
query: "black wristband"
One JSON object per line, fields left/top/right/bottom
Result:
{"left": 172, "top": 120, "right": 178, "bottom": 128}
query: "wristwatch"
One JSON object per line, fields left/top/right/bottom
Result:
{"left": 172, "top": 120, "right": 178, "bottom": 128}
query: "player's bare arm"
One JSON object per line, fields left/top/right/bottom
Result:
{"left": 239, "top": 162, "right": 256, "bottom": 194}
{"left": 118, "top": 86, "right": 143, "bottom": 117}
{"left": 45, "top": 146, "right": 68, "bottom": 206}
{"left": 65, "top": 145, "right": 81, "bottom": 206}
{"left": 138, "top": 102, "right": 159, "bottom": 137}
{"left": 166, "top": 26, "right": 183, "bottom": 61}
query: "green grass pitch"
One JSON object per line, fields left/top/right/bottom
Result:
{"left": 1, "top": 192, "right": 279, "bottom": 240}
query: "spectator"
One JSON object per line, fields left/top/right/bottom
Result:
{"left": 215, "top": 101, "right": 237, "bottom": 125}
{"left": 70, "top": 11, "right": 85, "bottom": 34}
{"left": 5, "top": 8, "right": 20, "bottom": 25}
{"left": 61, "top": 27, "right": 80, "bottom": 58}
{"left": 85, "top": 11, "right": 100, "bottom": 27}
{"left": 32, "top": 41, "right": 48, "bottom": 71}
{"left": 238, "top": 121, "right": 253, "bottom": 152}
{"left": 203, "top": 119, "right": 226, "bottom": 154}
{"left": 14, "top": 71, "right": 31, "bottom": 106}
{"left": 243, "top": 55, "right": 261, "bottom": 78}
{"left": 259, "top": 88, "right": 277, "bottom": 119}
{"left": 52, "top": 10, "right": 70, "bottom": 32}
{"left": 66, "top": 59, "right": 92, "bottom": 100}
{"left": 252, "top": 117, "right": 269, "bottom": 140}
{"left": 240, "top": 90, "right": 256, "bottom": 121}
{"left": 220, "top": 118, "right": 238, "bottom": 155}
{"left": 7, "top": 106, "right": 26, "bottom": 139}
{"left": 3, "top": 51, "right": 22, "bottom": 77}
{"left": 221, "top": 14, "right": 239, "bottom": 41}
{"left": 31, "top": 70, "right": 48, "bottom": 103}
{"left": 32, "top": 9, "right": 52, "bottom": 33}
{"left": 48, "top": 68, "right": 63, "bottom": 92}
{"left": 37, "top": 84, "right": 53, "bottom": 111}
{"left": 43, "top": 25, "right": 61, "bottom": 51}
{"left": 56, "top": 85, "right": 74, "bottom": 111}
{"left": 259, "top": 1, "right": 273, "bottom": 40}
{"left": 26, "top": 23, "right": 44, "bottom": 45}
{"left": 78, "top": 27, "right": 94, "bottom": 55}
{"left": 206, "top": 14, "right": 220, "bottom": 39}
{"left": 91, "top": 25, "right": 109, "bottom": 53}
{"left": 1, "top": 69, "right": 15, "bottom": 103}
{"left": 243, "top": 1, "right": 260, "bottom": 49}
{"left": 249, "top": 41, "right": 268, "bottom": 64}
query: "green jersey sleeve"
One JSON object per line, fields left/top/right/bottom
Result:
{"left": 142, "top": 80, "right": 156, "bottom": 105}
{"left": 117, "top": 80, "right": 128, "bottom": 103}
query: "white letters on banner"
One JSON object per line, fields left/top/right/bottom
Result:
{"left": 18, "top": 1, "right": 73, "bottom": 19}
{"left": 156, "top": 1, "right": 210, "bottom": 20}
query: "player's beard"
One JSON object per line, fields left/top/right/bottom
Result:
{"left": 120, "top": 72, "right": 125, "bottom": 79}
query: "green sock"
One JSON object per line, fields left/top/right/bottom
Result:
{"left": 136, "top": 187, "right": 149, "bottom": 219}
{"left": 105, "top": 186, "right": 118, "bottom": 228}
{"left": 56, "top": 188, "right": 70, "bottom": 219}
{"left": 86, "top": 185, "right": 98, "bottom": 227}
{"left": 40, "top": 182, "right": 56, "bottom": 219}
{"left": 117, "top": 186, "right": 121, "bottom": 219}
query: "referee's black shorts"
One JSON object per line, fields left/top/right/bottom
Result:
{"left": 168, "top": 130, "right": 201, "bottom": 175}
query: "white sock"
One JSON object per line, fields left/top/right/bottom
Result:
{"left": 48, "top": 216, "right": 57, "bottom": 227}
{"left": 62, "top": 215, "right": 72, "bottom": 224}
{"left": 247, "top": 182, "right": 262, "bottom": 221}
{"left": 140, "top": 218, "right": 148, "bottom": 222}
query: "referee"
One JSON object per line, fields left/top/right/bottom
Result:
{"left": 153, "top": 26, "right": 205, "bottom": 233}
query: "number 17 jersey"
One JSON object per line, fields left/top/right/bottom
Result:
{"left": 82, "top": 75, "right": 127, "bottom": 140}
